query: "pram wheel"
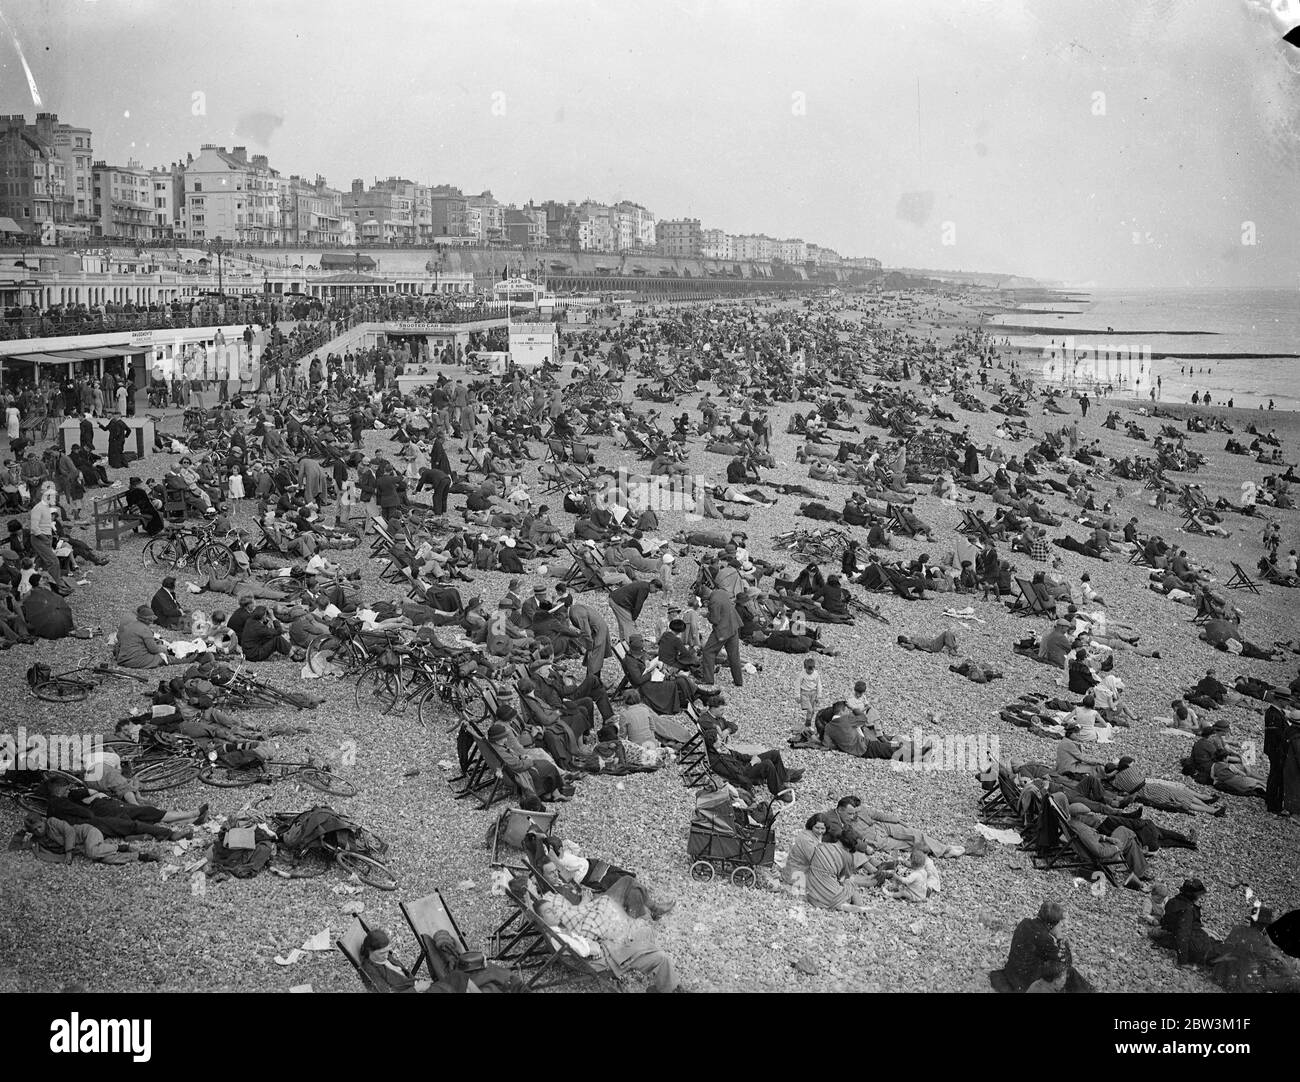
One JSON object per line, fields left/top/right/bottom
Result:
{"left": 689, "top": 860, "right": 715, "bottom": 882}
{"left": 730, "top": 867, "right": 757, "bottom": 889}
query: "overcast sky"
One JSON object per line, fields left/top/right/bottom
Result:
{"left": 1, "top": 0, "right": 1297, "bottom": 286}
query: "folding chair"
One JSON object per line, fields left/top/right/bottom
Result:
{"left": 368, "top": 515, "right": 398, "bottom": 557}
{"left": 1032, "top": 799, "right": 1126, "bottom": 885}
{"left": 675, "top": 719, "right": 718, "bottom": 791}
{"left": 336, "top": 915, "right": 383, "bottom": 992}
{"left": 977, "top": 766, "right": 1024, "bottom": 827}
{"left": 489, "top": 806, "right": 559, "bottom": 870}
{"left": 1009, "top": 577, "right": 1052, "bottom": 617}
{"left": 400, "top": 889, "right": 481, "bottom": 985}
{"left": 888, "top": 505, "right": 916, "bottom": 538}
{"left": 544, "top": 437, "right": 570, "bottom": 465}
{"left": 561, "top": 541, "right": 616, "bottom": 593}
{"left": 489, "top": 889, "right": 623, "bottom": 991}
{"left": 1225, "top": 561, "right": 1261, "bottom": 594}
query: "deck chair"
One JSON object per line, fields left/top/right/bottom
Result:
{"left": 1225, "top": 561, "right": 1261, "bottom": 594}
{"left": 561, "top": 542, "right": 616, "bottom": 593}
{"left": 544, "top": 437, "right": 571, "bottom": 464}
{"left": 400, "top": 889, "right": 482, "bottom": 987}
{"left": 978, "top": 766, "right": 1026, "bottom": 827}
{"left": 368, "top": 515, "right": 399, "bottom": 557}
{"left": 450, "top": 713, "right": 495, "bottom": 800}
{"left": 336, "top": 915, "right": 383, "bottom": 992}
{"left": 1009, "top": 577, "right": 1052, "bottom": 617}
{"left": 888, "top": 505, "right": 916, "bottom": 537}
{"left": 470, "top": 735, "right": 522, "bottom": 810}
{"left": 251, "top": 519, "right": 291, "bottom": 557}
{"left": 376, "top": 539, "right": 416, "bottom": 585}
{"left": 489, "top": 889, "right": 622, "bottom": 991}
{"left": 675, "top": 718, "right": 718, "bottom": 791}
{"left": 490, "top": 806, "right": 559, "bottom": 870}
{"left": 1032, "top": 799, "right": 1126, "bottom": 885}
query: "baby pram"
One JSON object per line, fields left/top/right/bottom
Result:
{"left": 687, "top": 788, "right": 780, "bottom": 888}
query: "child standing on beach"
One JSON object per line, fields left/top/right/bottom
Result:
{"left": 797, "top": 655, "right": 824, "bottom": 728}
{"left": 227, "top": 465, "right": 245, "bottom": 514}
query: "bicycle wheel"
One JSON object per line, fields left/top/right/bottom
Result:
{"left": 143, "top": 535, "right": 184, "bottom": 569}
{"left": 459, "top": 680, "right": 488, "bottom": 723}
{"left": 295, "top": 767, "right": 358, "bottom": 798}
{"left": 134, "top": 757, "right": 201, "bottom": 792}
{"left": 33, "top": 677, "right": 93, "bottom": 704}
{"left": 194, "top": 542, "right": 233, "bottom": 579}
{"left": 14, "top": 791, "right": 48, "bottom": 815}
{"left": 101, "top": 738, "right": 146, "bottom": 762}
{"left": 198, "top": 763, "right": 262, "bottom": 788}
{"left": 335, "top": 848, "right": 398, "bottom": 891}
{"left": 354, "top": 666, "right": 400, "bottom": 713}
{"left": 271, "top": 850, "right": 329, "bottom": 880}
{"left": 414, "top": 682, "right": 444, "bottom": 729}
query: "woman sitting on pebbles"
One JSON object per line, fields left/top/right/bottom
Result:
{"left": 805, "top": 828, "right": 875, "bottom": 912}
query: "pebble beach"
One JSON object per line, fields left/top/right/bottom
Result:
{"left": 1, "top": 292, "right": 1296, "bottom": 994}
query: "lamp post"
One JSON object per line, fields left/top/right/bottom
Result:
{"left": 209, "top": 235, "right": 230, "bottom": 299}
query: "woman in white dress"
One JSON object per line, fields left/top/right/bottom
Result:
{"left": 5, "top": 405, "right": 19, "bottom": 441}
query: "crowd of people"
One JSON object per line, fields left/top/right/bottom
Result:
{"left": 4, "top": 287, "right": 1298, "bottom": 995}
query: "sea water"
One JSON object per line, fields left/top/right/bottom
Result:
{"left": 988, "top": 287, "right": 1300, "bottom": 410}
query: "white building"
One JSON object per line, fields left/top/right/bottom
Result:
{"left": 183, "top": 144, "right": 283, "bottom": 244}
{"left": 775, "top": 237, "right": 807, "bottom": 264}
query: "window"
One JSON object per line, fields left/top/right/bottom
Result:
{"left": 190, "top": 197, "right": 204, "bottom": 207}
{"left": 191, "top": 214, "right": 204, "bottom": 224}
{"left": 193, "top": 182, "right": 202, "bottom": 192}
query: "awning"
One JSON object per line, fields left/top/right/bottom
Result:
{"left": 45, "top": 349, "right": 103, "bottom": 361}
{"left": 78, "top": 345, "right": 147, "bottom": 359}
{"left": 6, "top": 351, "right": 84, "bottom": 365}
{"left": 0, "top": 216, "right": 23, "bottom": 234}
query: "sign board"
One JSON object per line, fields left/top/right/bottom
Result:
{"left": 507, "top": 328, "right": 557, "bottom": 370}
{"left": 129, "top": 330, "right": 154, "bottom": 348}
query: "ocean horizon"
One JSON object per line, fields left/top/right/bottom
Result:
{"left": 986, "top": 286, "right": 1300, "bottom": 410}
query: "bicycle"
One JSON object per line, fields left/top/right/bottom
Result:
{"left": 99, "top": 730, "right": 205, "bottom": 793}
{"left": 0, "top": 770, "right": 81, "bottom": 815}
{"left": 28, "top": 659, "right": 152, "bottom": 704}
{"left": 211, "top": 666, "right": 312, "bottom": 711}
{"left": 848, "top": 595, "right": 890, "bottom": 625}
{"left": 304, "top": 616, "right": 397, "bottom": 680}
{"left": 197, "top": 753, "right": 357, "bottom": 797}
{"left": 354, "top": 645, "right": 487, "bottom": 730}
{"left": 244, "top": 796, "right": 397, "bottom": 891}
{"left": 142, "top": 521, "right": 239, "bottom": 578}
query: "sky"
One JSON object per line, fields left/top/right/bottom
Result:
{"left": 0, "top": 0, "right": 1297, "bottom": 287}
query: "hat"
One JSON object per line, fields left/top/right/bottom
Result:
{"left": 533, "top": 585, "right": 549, "bottom": 594}
{"left": 135, "top": 605, "right": 155, "bottom": 621}
{"left": 162, "top": 576, "right": 176, "bottom": 588}
{"left": 1179, "top": 878, "right": 1207, "bottom": 897}
{"left": 487, "top": 720, "right": 508, "bottom": 740}
{"left": 498, "top": 597, "right": 517, "bottom": 610}
{"left": 362, "top": 928, "right": 390, "bottom": 953}
{"left": 628, "top": 633, "right": 645, "bottom": 650}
